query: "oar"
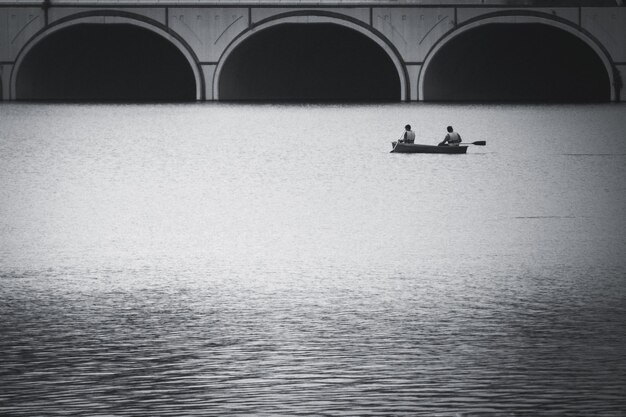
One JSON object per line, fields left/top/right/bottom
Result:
{"left": 461, "top": 141, "right": 486, "bottom": 146}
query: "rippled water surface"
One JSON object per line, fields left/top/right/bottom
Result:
{"left": 1, "top": 103, "right": 626, "bottom": 415}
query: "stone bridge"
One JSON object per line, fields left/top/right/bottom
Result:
{"left": 0, "top": 0, "right": 624, "bottom": 101}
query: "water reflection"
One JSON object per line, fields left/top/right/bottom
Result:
{"left": 2, "top": 265, "right": 625, "bottom": 415}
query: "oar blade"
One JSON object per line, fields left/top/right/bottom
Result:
{"left": 472, "top": 140, "right": 486, "bottom": 146}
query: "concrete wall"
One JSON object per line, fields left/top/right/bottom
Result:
{"left": 582, "top": 7, "right": 626, "bottom": 100}
{"left": 0, "top": 7, "right": 44, "bottom": 62}
{"left": 0, "top": 2, "right": 624, "bottom": 101}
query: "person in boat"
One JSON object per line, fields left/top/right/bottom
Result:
{"left": 439, "top": 126, "right": 462, "bottom": 147}
{"left": 399, "top": 124, "right": 416, "bottom": 144}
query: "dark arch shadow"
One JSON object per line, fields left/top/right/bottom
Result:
{"left": 423, "top": 23, "right": 610, "bottom": 102}
{"left": 16, "top": 24, "right": 196, "bottom": 101}
{"left": 219, "top": 23, "right": 401, "bottom": 102}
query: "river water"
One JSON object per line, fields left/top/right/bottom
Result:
{"left": 1, "top": 103, "right": 625, "bottom": 415}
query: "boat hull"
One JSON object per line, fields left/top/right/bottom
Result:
{"left": 391, "top": 142, "right": 468, "bottom": 154}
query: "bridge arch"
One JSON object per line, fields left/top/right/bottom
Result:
{"left": 10, "top": 11, "right": 204, "bottom": 101}
{"left": 418, "top": 12, "right": 615, "bottom": 102}
{"left": 214, "top": 12, "right": 408, "bottom": 101}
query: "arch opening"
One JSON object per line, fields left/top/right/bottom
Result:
{"left": 16, "top": 24, "right": 196, "bottom": 101}
{"left": 219, "top": 23, "right": 401, "bottom": 101}
{"left": 423, "top": 23, "right": 611, "bottom": 102}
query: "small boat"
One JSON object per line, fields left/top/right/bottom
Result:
{"left": 391, "top": 141, "right": 468, "bottom": 154}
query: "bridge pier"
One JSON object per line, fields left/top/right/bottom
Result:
{"left": 0, "top": 64, "right": 11, "bottom": 101}
{"left": 615, "top": 65, "right": 624, "bottom": 102}
{"left": 406, "top": 64, "right": 421, "bottom": 101}
{"left": 202, "top": 64, "right": 217, "bottom": 101}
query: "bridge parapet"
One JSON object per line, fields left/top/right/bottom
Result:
{"left": 0, "top": 0, "right": 624, "bottom": 5}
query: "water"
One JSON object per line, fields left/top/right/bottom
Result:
{"left": 1, "top": 103, "right": 625, "bottom": 415}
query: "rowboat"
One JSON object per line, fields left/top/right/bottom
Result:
{"left": 391, "top": 141, "right": 468, "bottom": 154}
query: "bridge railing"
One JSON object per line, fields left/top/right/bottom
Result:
{"left": 0, "top": 0, "right": 623, "bottom": 6}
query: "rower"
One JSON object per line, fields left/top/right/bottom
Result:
{"left": 439, "top": 126, "right": 462, "bottom": 147}
{"left": 400, "top": 124, "right": 415, "bottom": 144}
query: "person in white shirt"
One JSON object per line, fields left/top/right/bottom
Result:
{"left": 439, "top": 126, "right": 462, "bottom": 146}
{"left": 400, "top": 124, "right": 416, "bottom": 144}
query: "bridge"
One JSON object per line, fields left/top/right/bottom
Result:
{"left": 0, "top": 0, "right": 624, "bottom": 102}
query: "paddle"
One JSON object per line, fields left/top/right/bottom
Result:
{"left": 461, "top": 141, "right": 486, "bottom": 146}
{"left": 392, "top": 135, "right": 405, "bottom": 149}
